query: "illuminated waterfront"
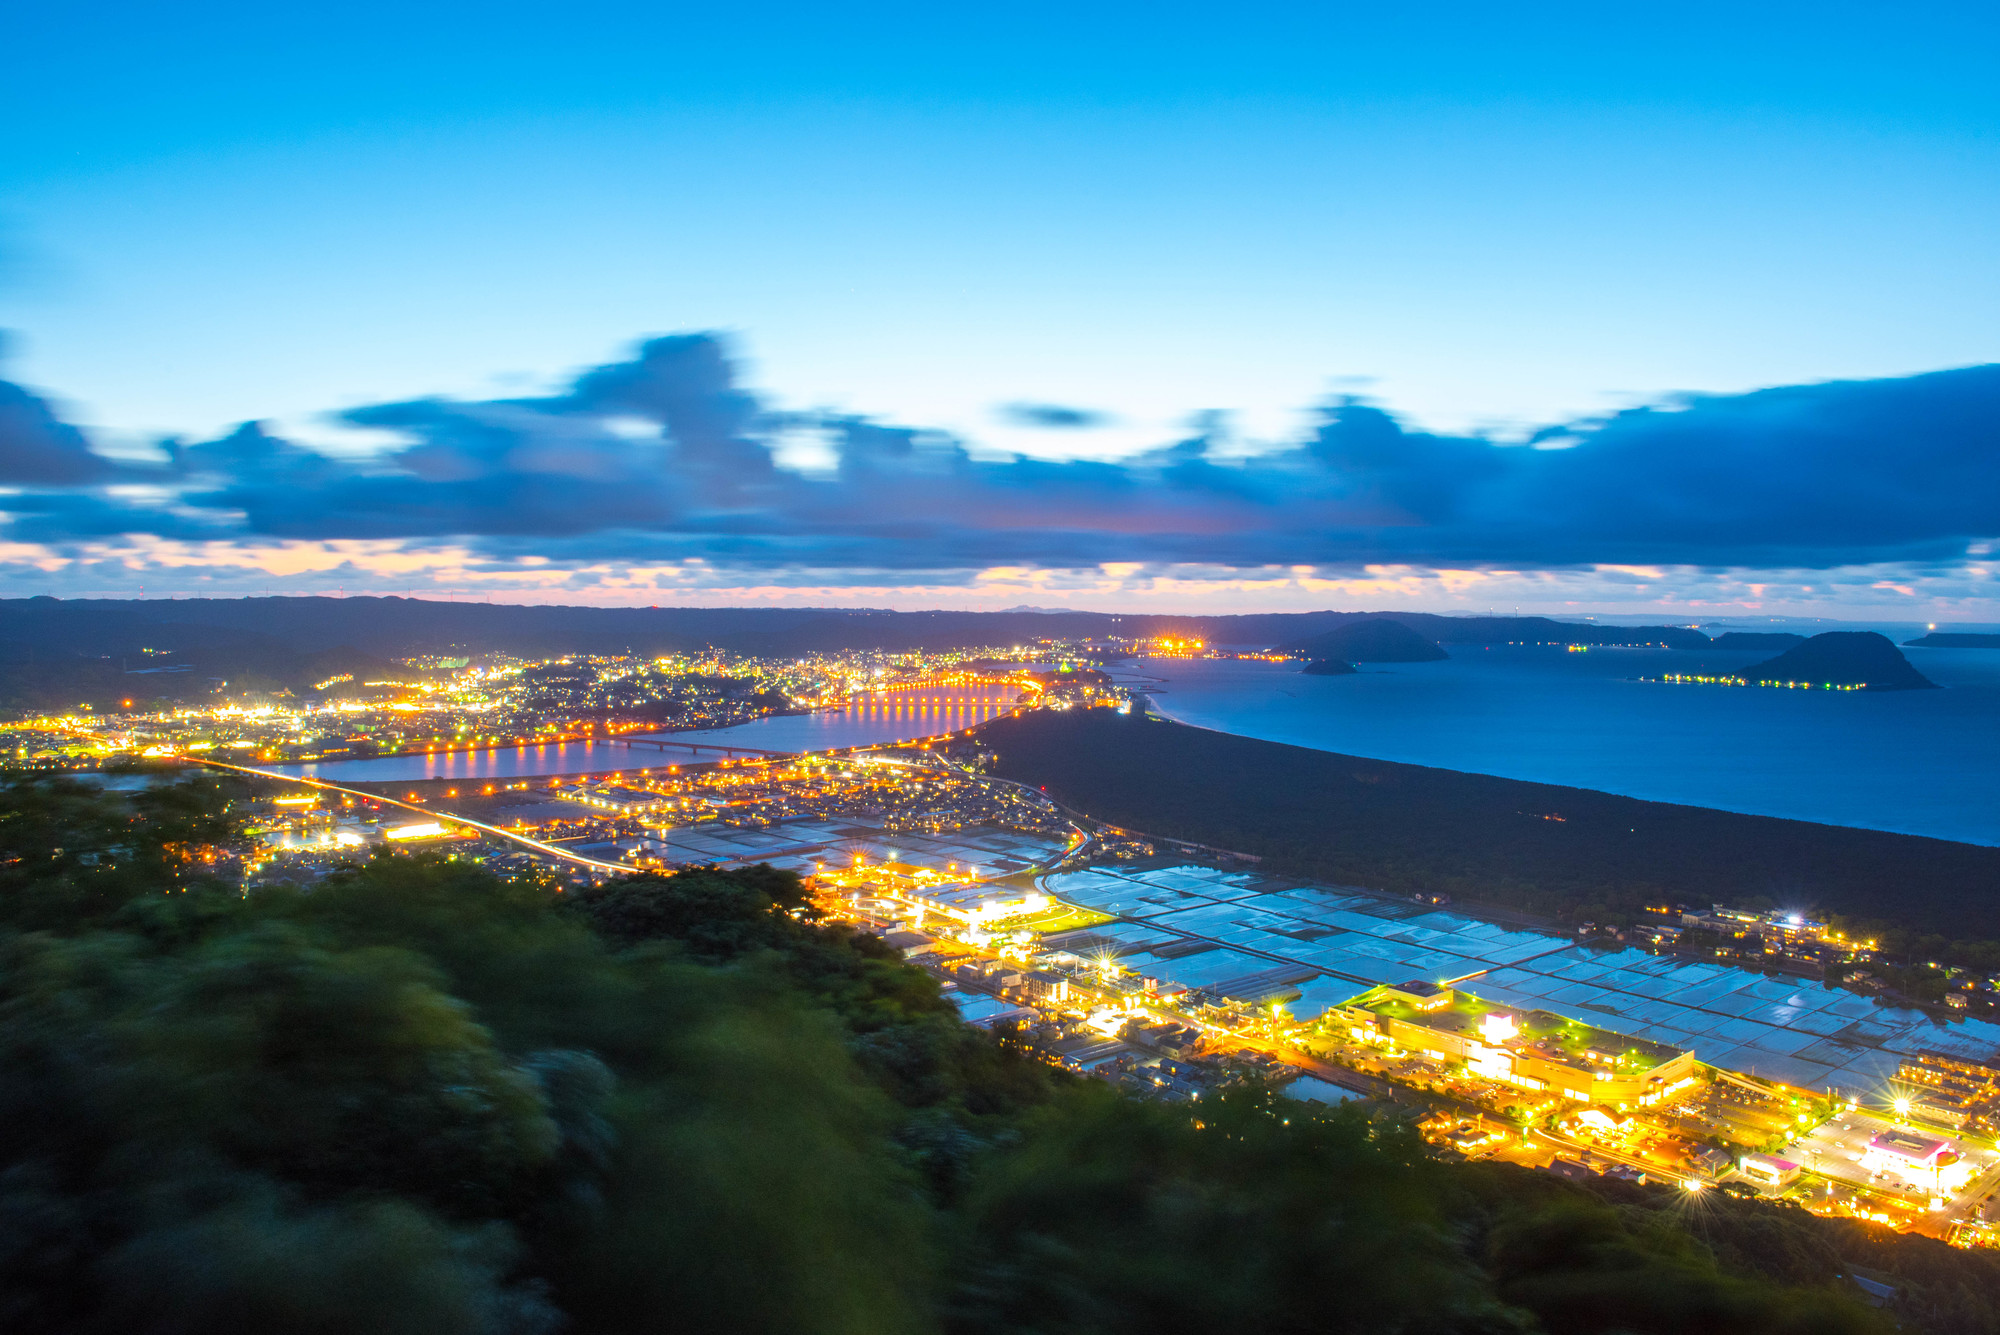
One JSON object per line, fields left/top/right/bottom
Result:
{"left": 273, "top": 683, "right": 1023, "bottom": 780}
{"left": 654, "top": 682, "right": 1022, "bottom": 753}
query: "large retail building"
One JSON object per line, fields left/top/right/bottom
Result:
{"left": 1335, "top": 981, "right": 1700, "bottom": 1109}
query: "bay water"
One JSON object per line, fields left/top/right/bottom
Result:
{"left": 274, "top": 684, "right": 1023, "bottom": 783}
{"left": 1134, "top": 645, "right": 2000, "bottom": 846}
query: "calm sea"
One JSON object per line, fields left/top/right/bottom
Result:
{"left": 1133, "top": 645, "right": 2000, "bottom": 846}
{"left": 273, "top": 684, "right": 1023, "bottom": 783}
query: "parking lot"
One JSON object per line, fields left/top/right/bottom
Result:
{"left": 1788, "top": 1111, "right": 2000, "bottom": 1209}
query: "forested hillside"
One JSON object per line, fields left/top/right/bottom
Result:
{"left": 0, "top": 596, "right": 1712, "bottom": 677}
{"left": 0, "top": 767, "right": 1992, "bottom": 1332}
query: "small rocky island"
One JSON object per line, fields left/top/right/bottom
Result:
{"left": 1299, "top": 658, "right": 1359, "bottom": 676}
{"left": 1744, "top": 631, "right": 1937, "bottom": 691}
{"left": 1279, "top": 618, "right": 1448, "bottom": 663}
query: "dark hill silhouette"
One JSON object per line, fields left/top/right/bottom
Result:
{"left": 0, "top": 596, "right": 1712, "bottom": 661}
{"left": 1745, "top": 632, "right": 1936, "bottom": 691}
{"left": 1279, "top": 618, "right": 1448, "bottom": 662}
{"left": 1709, "top": 632, "right": 1807, "bottom": 650}
{"left": 1906, "top": 632, "right": 2000, "bottom": 648}
{"left": 1371, "top": 614, "right": 1710, "bottom": 649}
{"left": 1298, "top": 658, "right": 1358, "bottom": 676}
{"left": 0, "top": 598, "right": 1724, "bottom": 712}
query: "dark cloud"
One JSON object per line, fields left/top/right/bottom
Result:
{"left": 2, "top": 332, "right": 1997, "bottom": 575}
{"left": 1468, "top": 367, "right": 2000, "bottom": 564}
{"left": 998, "top": 401, "right": 1115, "bottom": 430}
{"left": 558, "top": 334, "right": 774, "bottom": 485}
{"left": 180, "top": 412, "right": 694, "bottom": 540}
{"left": 0, "top": 380, "right": 115, "bottom": 485}
{"left": 0, "top": 490, "right": 229, "bottom": 544}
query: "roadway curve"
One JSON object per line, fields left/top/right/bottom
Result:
{"left": 178, "top": 756, "right": 636, "bottom": 875}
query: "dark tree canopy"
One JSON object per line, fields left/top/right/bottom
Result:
{"left": 0, "top": 769, "right": 1987, "bottom": 1333}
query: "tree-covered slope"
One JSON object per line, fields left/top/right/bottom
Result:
{"left": 0, "top": 767, "right": 1990, "bottom": 1332}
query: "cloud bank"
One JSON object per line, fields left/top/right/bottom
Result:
{"left": 2, "top": 332, "right": 1997, "bottom": 608}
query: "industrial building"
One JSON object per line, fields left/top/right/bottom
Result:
{"left": 553, "top": 783, "right": 671, "bottom": 817}
{"left": 906, "top": 880, "right": 1049, "bottom": 923}
{"left": 1334, "top": 981, "right": 1700, "bottom": 1108}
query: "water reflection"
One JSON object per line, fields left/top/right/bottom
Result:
{"left": 275, "top": 684, "right": 1024, "bottom": 782}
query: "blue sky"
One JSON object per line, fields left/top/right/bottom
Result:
{"left": 2, "top": 1, "right": 1997, "bottom": 614}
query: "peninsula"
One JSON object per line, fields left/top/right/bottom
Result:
{"left": 1745, "top": 631, "right": 1936, "bottom": 691}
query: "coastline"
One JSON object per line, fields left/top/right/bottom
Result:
{"left": 976, "top": 706, "right": 2000, "bottom": 946}
{"left": 1146, "top": 692, "right": 2000, "bottom": 849}
{"left": 1135, "top": 652, "right": 2000, "bottom": 848}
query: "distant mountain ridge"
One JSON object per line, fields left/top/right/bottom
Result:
{"left": 1278, "top": 618, "right": 1448, "bottom": 662}
{"left": 0, "top": 596, "right": 1717, "bottom": 660}
{"left": 1906, "top": 632, "right": 2000, "bottom": 649}
{"left": 1341, "top": 614, "right": 1711, "bottom": 650}
{"left": 0, "top": 596, "right": 1746, "bottom": 712}
{"left": 1708, "top": 632, "right": 1807, "bottom": 650}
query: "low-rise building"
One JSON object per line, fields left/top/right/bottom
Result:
{"left": 1006, "top": 969, "right": 1072, "bottom": 1003}
{"left": 907, "top": 880, "right": 1048, "bottom": 923}
{"left": 1690, "top": 1145, "right": 1734, "bottom": 1179}
{"left": 877, "top": 928, "right": 938, "bottom": 958}
{"left": 556, "top": 783, "right": 670, "bottom": 817}
{"left": 1863, "top": 1128, "right": 1954, "bottom": 1177}
{"left": 1861, "top": 1128, "right": 1976, "bottom": 1196}
{"left": 1898, "top": 1052, "right": 2000, "bottom": 1133}
{"left": 1739, "top": 1153, "right": 1802, "bottom": 1189}
{"left": 1335, "top": 981, "right": 1699, "bottom": 1109}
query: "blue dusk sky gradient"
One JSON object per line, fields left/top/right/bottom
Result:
{"left": 1, "top": 1, "right": 1997, "bottom": 615}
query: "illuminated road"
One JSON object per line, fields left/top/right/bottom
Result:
{"left": 1947, "top": 1158, "right": 2000, "bottom": 1225}
{"left": 178, "top": 756, "right": 636, "bottom": 875}
{"left": 193, "top": 737, "right": 1087, "bottom": 883}
{"left": 1535, "top": 1126, "right": 1684, "bottom": 1181}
